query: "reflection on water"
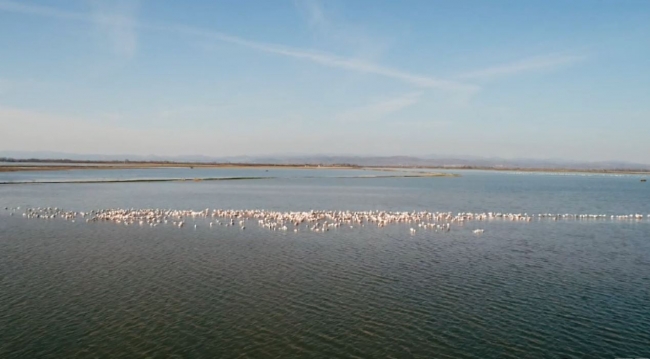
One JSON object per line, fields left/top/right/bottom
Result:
{"left": 1, "top": 169, "right": 649, "bottom": 358}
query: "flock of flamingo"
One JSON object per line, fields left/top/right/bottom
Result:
{"left": 4, "top": 206, "right": 649, "bottom": 235}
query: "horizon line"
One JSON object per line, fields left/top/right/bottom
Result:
{"left": 1, "top": 153, "right": 649, "bottom": 167}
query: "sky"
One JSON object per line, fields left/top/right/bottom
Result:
{"left": 1, "top": 0, "right": 649, "bottom": 163}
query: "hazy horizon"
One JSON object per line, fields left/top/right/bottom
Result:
{"left": 1, "top": 1, "right": 649, "bottom": 163}
{"left": 3, "top": 150, "right": 650, "bottom": 169}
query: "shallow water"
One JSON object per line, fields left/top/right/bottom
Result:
{"left": 0, "top": 167, "right": 402, "bottom": 183}
{"left": 1, "top": 169, "right": 649, "bottom": 358}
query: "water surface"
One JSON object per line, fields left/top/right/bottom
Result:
{"left": 1, "top": 169, "right": 649, "bottom": 358}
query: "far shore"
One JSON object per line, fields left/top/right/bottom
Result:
{"left": 0, "top": 163, "right": 356, "bottom": 172}
{"left": 0, "top": 162, "right": 649, "bottom": 176}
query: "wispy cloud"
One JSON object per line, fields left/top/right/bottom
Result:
{"left": 185, "top": 25, "right": 476, "bottom": 92}
{"left": 0, "top": 0, "right": 139, "bottom": 58}
{"left": 336, "top": 92, "right": 422, "bottom": 122}
{"left": 292, "top": 0, "right": 394, "bottom": 70}
{"left": 457, "top": 54, "right": 585, "bottom": 80}
{"left": 0, "top": 0, "right": 85, "bottom": 20}
{"left": 294, "top": 0, "right": 328, "bottom": 30}
{"left": 89, "top": 0, "right": 140, "bottom": 58}
{"left": 0, "top": 0, "right": 476, "bottom": 93}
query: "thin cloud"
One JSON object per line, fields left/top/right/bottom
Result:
{"left": 0, "top": 0, "right": 476, "bottom": 93}
{"left": 336, "top": 92, "right": 422, "bottom": 122}
{"left": 0, "top": 0, "right": 139, "bottom": 58}
{"left": 292, "top": 0, "right": 398, "bottom": 75}
{"left": 458, "top": 54, "right": 585, "bottom": 80}
{"left": 90, "top": 0, "right": 140, "bottom": 58}
{"left": 0, "top": 0, "right": 85, "bottom": 20}
{"left": 183, "top": 25, "right": 475, "bottom": 92}
{"left": 293, "top": 0, "right": 328, "bottom": 29}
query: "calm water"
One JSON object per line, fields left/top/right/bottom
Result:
{"left": 0, "top": 167, "right": 402, "bottom": 183}
{"left": 1, "top": 169, "right": 649, "bottom": 358}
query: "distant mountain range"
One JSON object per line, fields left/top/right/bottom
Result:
{"left": 1, "top": 151, "right": 649, "bottom": 171}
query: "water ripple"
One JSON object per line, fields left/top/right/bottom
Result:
{"left": 1, "top": 211, "right": 650, "bottom": 358}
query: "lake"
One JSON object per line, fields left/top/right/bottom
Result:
{"left": 1, "top": 168, "right": 649, "bottom": 358}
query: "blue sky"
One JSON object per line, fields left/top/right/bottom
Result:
{"left": 1, "top": 0, "right": 649, "bottom": 163}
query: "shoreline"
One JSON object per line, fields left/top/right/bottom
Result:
{"left": 0, "top": 162, "right": 648, "bottom": 175}
{"left": 0, "top": 163, "right": 355, "bottom": 172}
{"left": 0, "top": 172, "right": 457, "bottom": 185}
{"left": 0, "top": 177, "right": 274, "bottom": 185}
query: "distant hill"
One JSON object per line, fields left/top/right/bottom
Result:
{"left": 1, "top": 151, "right": 649, "bottom": 171}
